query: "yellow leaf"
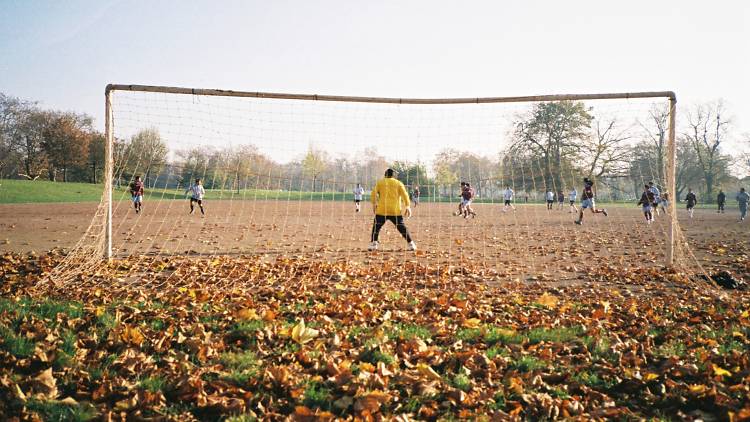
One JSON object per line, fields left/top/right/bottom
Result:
{"left": 416, "top": 363, "right": 443, "bottom": 381}
{"left": 644, "top": 372, "right": 659, "bottom": 381}
{"left": 462, "top": 318, "right": 482, "bottom": 329}
{"left": 713, "top": 364, "right": 731, "bottom": 377}
{"left": 536, "top": 293, "right": 558, "bottom": 309}
{"left": 689, "top": 384, "right": 707, "bottom": 394}
{"left": 94, "top": 306, "right": 105, "bottom": 317}
{"left": 121, "top": 325, "right": 145, "bottom": 347}
{"left": 601, "top": 301, "right": 610, "bottom": 313}
{"left": 178, "top": 287, "right": 187, "bottom": 293}
{"left": 236, "top": 308, "right": 260, "bottom": 320}
{"left": 291, "top": 319, "right": 319, "bottom": 345}
{"left": 741, "top": 309, "right": 749, "bottom": 319}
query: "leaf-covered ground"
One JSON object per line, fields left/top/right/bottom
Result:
{"left": 1, "top": 252, "right": 749, "bottom": 421}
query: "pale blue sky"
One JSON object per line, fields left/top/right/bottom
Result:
{"left": 1, "top": 0, "right": 748, "bottom": 145}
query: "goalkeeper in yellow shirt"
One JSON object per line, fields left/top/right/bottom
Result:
{"left": 368, "top": 168, "right": 417, "bottom": 251}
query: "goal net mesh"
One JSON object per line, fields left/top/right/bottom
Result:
{"left": 43, "top": 87, "right": 701, "bottom": 295}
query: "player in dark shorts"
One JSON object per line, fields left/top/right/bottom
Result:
{"left": 685, "top": 189, "right": 697, "bottom": 219}
{"left": 129, "top": 176, "right": 144, "bottom": 213}
{"left": 637, "top": 184, "right": 656, "bottom": 223}
{"left": 454, "top": 182, "right": 467, "bottom": 216}
{"left": 412, "top": 185, "right": 420, "bottom": 207}
{"left": 461, "top": 183, "right": 477, "bottom": 218}
{"left": 575, "top": 178, "right": 608, "bottom": 225}
{"left": 717, "top": 190, "right": 726, "bottom": 213}
{"left": 557, "top": 190, "right": 565, "bottom": 210}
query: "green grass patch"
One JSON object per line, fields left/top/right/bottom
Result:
{"left": 389, "top": 323, "right": 432, "bottom": 341}
{"left": 527, "top": 326, "right": 583, "bottom": 344}
{"left": 139, "top": 376, "right": 167, "bottom": 393}
{"left": 219, "top": 351, "right": 260, "bottom": 385}
{"left": 226, "top": 414, "right": 258, "bottom": 422}
{"left": 486, "top": 346, "right": 509, "bottom": 360}
{"left": 0, "top": 325, "right": 36, "bottom": 358}
{"left": 656, "top": 340, "right": 687, "bottom": 358}
{"left": 24, "top": 398, "right": 97, "bottom": 422}
{"left": 509, "top": 356, "right": 546, "bottom": 372}
{"left": 456, "top": 328, "right": 483, "bottom": 343}
{"left": 572, "top": 370, "right": 616, "bottom": 390}
{"left": 359, "top": 348, "right": 396, "bottom": 366}
{"left": 303, "top": 381, "right": 332, "bottom": 409}
{"left": 450, "top": 373, "right": 472, "bottom": 391}
{"left": 484, "top": 327, "right": 525, "bottom": 345}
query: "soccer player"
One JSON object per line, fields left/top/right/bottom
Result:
{"left": 568, "top": 187, "right": 578, "bottom": 213}
{"left": 185, "top": 178, "right": 206, "bottom": 215}
{"left": 648, "top": 182, "right": 661, "bottom": 217}
{"left": 353, "top": 183, "right": 365, "bottom": 212}
{"left": 412, "top": 185, "right": 420, "bottom": 207}
{"left": 129, "top": 175, "right": 144, "bottom": 214}
{"left": 737, "top": 188, "right": 749, "bottom": 222}
{"left": 637, "top": 184, "right": 655, "bottom": 224}
{"left": 717, "top": 190, "right": 726, "bottom": 214}
{"left": 454, "top": 182, "right": 467, "bottom": 216}
{"left": 557, "top": 190, "right": 565, "bottom": 210}
{"left": 575, "top": 177, "right": 608, "bottom": 225}
{"left": 545, "top": 190, "right": 554, "bottom": 210}
{"left": 502, "top": 186, "right": 516, "bottom": 212}
{"left": 462, "top": 182, "right": 476, "bottom": 218}
{"left": 369, "top": 168, "right": 416, "bottom": 251}
{"left": 685, "top": 188, "right": 697, "bottom": 219}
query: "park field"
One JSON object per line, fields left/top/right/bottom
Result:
{"left": 1, "top": 182, "right": 749, "bottom": 420}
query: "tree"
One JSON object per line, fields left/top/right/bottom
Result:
{"left": 301, "top": 146, "right": 329, "bottom": 192}
{"left": 88, "top": 132, "right": 105, "bottom": 184}
{"left": 684, "top": 101, "right": 731, "bottom": 202}
{"left": 585, "top": 118, "right": 631, "bottom": 179}
{"left": 392, "top": 161, "right": 430, "bottom": 189}
{"left": 128, "top": 128, "right": 168, "bottom": 187}
{"left": 638, "top": 104, "right": 670, "bottom": 187}
{"left": 674, "top": 138, "right": 703, "bottom": 200}
{"left": 511, "top": 101, "right": 593, "bottom": 192}
{"left": 42, "top": 112, "right": 92, "bottom": 182}
{"left": 0, "top": 93, "right": 48, "bottom": 179}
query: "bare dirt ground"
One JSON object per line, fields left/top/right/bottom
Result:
{"left": 1, "top": 199, "right": 747, "bottom": 280}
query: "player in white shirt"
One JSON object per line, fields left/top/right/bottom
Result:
{"left": 545, "top": 190, "right": 555, "bottom": 210}
{"left": 185, "top": 178, "right": 206, "bottom": 215}
{"left": 502, "top": 186, "right": 515, "bottom": 212}
{"left": 353, "top": 183, "right": 365, "bottom": 212}
{"left": 568, "top": 188, "right": 578, "bottom": 213}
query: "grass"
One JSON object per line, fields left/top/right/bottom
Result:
{"left": 0, "top": 298, "right": 83, "bottom": 328}
{"left": 389, "top": 323, "right": 432, "bottom": 341}
{"left": 450, "top": 373, "right": 472, "bottom": 391}
{"left": 527, "top": 326, "right": 584, "bottom": 344}
{"left": 0, "top": 325, "right": 36, "bottom": 358}
{"left": 572, "top": 370, "right": 617, "bottom": 390}
{"left": 219, "top": 351, "right": 260, "bottom": 385}
{"left": 25, "top": 398, "right": 97, "bottom": 422}
{"left": 509, "top": 356, "right": 546, "bottom": 372}
{"left": 139, "top": 376, "right": 167, "bottom": 393}
{"left": 303, "top": 381, "right": 332, "bottom": 409}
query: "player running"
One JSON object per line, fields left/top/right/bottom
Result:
{"left": 185, "top": 178, "right": 206, "bottom": 215}
{"left": 502, "top": 186, "right": 516, "bottom": 212}
{"left": 556, "top": 190, "right": 565, "bottom": 210}
{"left": 637, "top": 184, "right": 655, "bottom": 224}
{"left": 369, "top": 168, "right": 416, "bottom": 251}
{"left": 568, "top": 187, "right": 578, "bottom": 213}
{"left": 353, "top": 183, "right": 365, "bottom": 212}
{"left": 685, "top": 189, "right": 697, "bottom": 219}
{"left": 575, "top": 177, "right": 608, "bottom": 225}
{"left": 129, "top": 175, "right": 144, "bottom": 214}
{"left": 454, "top": 182, "right": 467, "bottom": 216}
{"left": 648, "top": 182, "right": 661, "bottom": 217}
{"left": 717, "top": 190, "right": 726, "bottom": 214}
{"left": 462, "top": 182, "right": 477, "bottom": 218}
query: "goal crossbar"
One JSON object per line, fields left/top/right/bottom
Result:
{"left": 103, "top": 84, "right": 678, "bottom": 266}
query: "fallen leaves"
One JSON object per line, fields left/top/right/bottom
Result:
{"left": 0, "top": 251, "right": 749, "bottom": 420}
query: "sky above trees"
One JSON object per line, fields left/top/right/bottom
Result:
{"left": 0, "top": 0, "right": 749, "bottom": 150}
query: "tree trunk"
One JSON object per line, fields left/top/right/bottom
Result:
{"left": 705, "top": 174, "right": 714, "bottom": 204}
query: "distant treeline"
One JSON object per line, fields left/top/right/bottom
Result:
{"left": 2, "top": 92, "right": 748, "bottom": 202}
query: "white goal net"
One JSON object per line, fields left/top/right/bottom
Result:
{"left": 45, "top": 85, "right": 701, "bottom": 293}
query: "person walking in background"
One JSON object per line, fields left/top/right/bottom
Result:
{"left": 369, "top": 168, "right": 416, "bottom": 251}
{"left": 717, "top": 190, "right": 726, "bottom": 214}
{"left": 353, "top": 183, "right": 365, "bottom": 212}
{"left": 545, "top": 190, "right": 554, "bottom": 210}
{"left": 737, "top": 188, "right": 749, "bottom": 222}
{"left": 557, "top": 190, "right": 565, "bottom": 210}
{"left": 186, "top": 178, "right": 206, "bottom": 216}
{"left": 568, "top": 187, "right": 578, "bottom": 213}
{"left": 637, "top": 184, "right": 655, "bottom": 224}
{"left": 129, "top": 175, "right": 144, "bottom": 214}
{"left": 648, "top": 182, "right": 661, "bottom": 218}
{"left": 685, "top": 189, "right": 697, "bottom": 219}
{"left": 462, "top": 182, "right": 477, "bottom": 218}
{"left": 412, "top": 185, "right": 420, "bottom": 207}
{"left": 502, "top": 186, "right": 516, "bottom": 212}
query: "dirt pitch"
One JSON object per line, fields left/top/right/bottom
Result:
{"left": 1, "top": 200, "right": 747, "bottom": 279}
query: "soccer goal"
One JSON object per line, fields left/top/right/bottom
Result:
{"left": 50, "top": 84, "right": 689, "bottom": 287}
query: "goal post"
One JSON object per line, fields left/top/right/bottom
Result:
{"left": 101, "top": 84, "right": 678, "bottom": 268}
